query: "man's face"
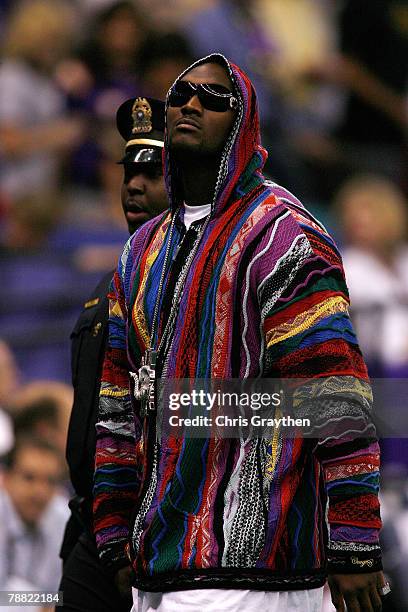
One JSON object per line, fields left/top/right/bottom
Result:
{"left": 4, "top": 447, "right": 62, "bottom": 527}
{"left": 167, "top": 62, "right": 237, "bottom": 157}
{"left": 121, "top": 162, "right": 168, "bottom": 234}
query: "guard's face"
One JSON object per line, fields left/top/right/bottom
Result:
{"left": 167, "top": 62, "right": 237, "bottom": 157}
{"left": 121, "top": 163, "right": 168, "bottom": 234}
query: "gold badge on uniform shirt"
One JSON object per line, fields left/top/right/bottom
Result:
{"left": 92, "top": 322, "right": 102, "bottom": 337}
{"left": 132, "top": 97, "right": 152, "bottom": 134}
{"left": 84, "top": 298, "right": 99, "bottom": 309}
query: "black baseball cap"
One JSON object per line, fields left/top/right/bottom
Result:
{"left": 116, "top": 96, "right": 165, "bottom": 164}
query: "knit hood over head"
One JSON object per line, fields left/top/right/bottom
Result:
{"left": 164, "top": 53, "right": 268, "bottom": 218}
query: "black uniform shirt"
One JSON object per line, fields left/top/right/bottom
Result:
{"left": 66, "top": 270, "right": 113, "bottom": 499}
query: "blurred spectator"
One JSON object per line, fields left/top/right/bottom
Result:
{"left": 13, "top": 399, "right": 64, "bottom": 452}
{"left": 256, "top": 0, "right": 337, "bottom": 98}
{"left": 138, "top": 31, "right": 195, "bottom": 99}
{"left": 53, "top": 120, "right": 129, "bottom": 273}
{"left": 0, "top": 65, "right": 128, "bottom": 385}
{"left": 76, "top": 0, "right": 128, "bottom": 17}
{"left": 0, "top": 436, "right": 68, "bottom": 593}
{"left": 75, "top": 1, "right": 146, "bottom": 86}
{"left": 0, "top": 190, "right": 63, "bottom": 251}
{"left": 7, "top": 381, "right": 73, "bottom": 457}
{"left": 0, "top": 189, "right": 122, "bottom": 382}
{"left": 184, "top": 0, "right": 280, "bottom": 131}
{"left": 308, "top": 0, "right": 408, "bottom": 201}
{"left": 334, "top": 0, "right": 408, "bottom": 186}
{"left": 182, "top": 0, "right": 342, "bottom": 194}
{"left": 58, "top": 1, "right": 149, "bottom": 187}
{"left": 336, "top": 175, "right": 408, "bottom": 477}
{"left": 336, "top": 175, "right": 408, "bottom": 377}
{"left": 254, "top": 0, "right": 345, "bottom": 201}
{"left": 135, "top": 0, "right": 211, "bottom": 31}
{"left": 0, "top": 0, "right": 84, "bottom": 201}
{"left": 246, "top": 0, "right": 408, "bottom": 201}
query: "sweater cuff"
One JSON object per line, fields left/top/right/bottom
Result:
{"left": 327, "top": 547, "right": 382, "bottom": 574}
{"left": 98, "top": 543, "right": 131, "bottom": 577}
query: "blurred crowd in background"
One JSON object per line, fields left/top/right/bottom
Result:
{"left": 0, "top": 0, "right": 407, "bottom": 609}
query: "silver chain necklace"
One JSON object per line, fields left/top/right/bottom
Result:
{"left": 131, "top": 209, "right": 210, "bottom": 416}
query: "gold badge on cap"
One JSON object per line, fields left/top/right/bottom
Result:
{"left": 132, "top": 97, "right": 152, "bottom": 134}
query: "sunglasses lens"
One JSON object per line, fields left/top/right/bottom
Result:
{"left": 168, "top": 81, "right": 237, "bottom": 112}
{"left": 199, "top": 93, "right": 229, "bottom": 112}
{"left": 198, "top": 84, "right": 237, "bottom": 112}
{"left": 168, "top": 81, "right": 195, "bottom": 107}
{"left": 204, "top": 84, "right": 232, "bottom": 95}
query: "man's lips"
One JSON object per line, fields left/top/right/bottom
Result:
{"left": 125, "top": 200, "right": 144, "bottom": 212}
{"left": 124, "top": 201, "right": 149, "bottom": 217}
{"left": 175, "top": 117, "right": 201, "bottom": 130}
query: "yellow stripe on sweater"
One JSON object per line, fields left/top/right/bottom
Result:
{"left": 109, "top": 299, "right": 124, "bottom": 319}
{"left": 266, "top": 295, "right": 348, "bottom": 348}
{"left": 132, "top": 217, "right": 171, "bottom": 348}
{"left": 100, "top": 388, "right": 128, "bottom": 398}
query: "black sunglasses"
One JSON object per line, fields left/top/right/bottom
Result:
{"left": 168, "top": 80, "right": 238, "bottom": 112}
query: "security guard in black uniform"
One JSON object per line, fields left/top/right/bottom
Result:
{"left": 59, "top": 97, "right": 168, "bottom": 612}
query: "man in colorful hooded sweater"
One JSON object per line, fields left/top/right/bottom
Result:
{"left": 94, "top": 55, "right": 386, "bottom": 612}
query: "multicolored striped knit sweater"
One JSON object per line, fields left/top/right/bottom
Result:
{"left": 93, "top": 55, "right": 381, "bottom": 592}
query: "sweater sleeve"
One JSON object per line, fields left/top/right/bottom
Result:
{"left": 260, "top": 225, "right": 382, "bottom": 574}
{"left": 93, "top": 239, "right": 143, "bottom": 574}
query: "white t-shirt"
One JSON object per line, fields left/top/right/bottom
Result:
{"left": 133, "top": 586, "right": 324, "bottom": 612}
{"left": 183, "top": 203, "right": 211, "bottom": 230}
{"left": 342, "top": 246, "right": 408, "bottom": 367}
{"left": 0, "top": 489, "right": 69, "bottom": 593}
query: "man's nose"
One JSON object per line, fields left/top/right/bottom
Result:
{"left": 181, "top": 94, "right": 202, "bottom": 113}
{"left": 127, "top": 175, "right": 145, "bottom": 193}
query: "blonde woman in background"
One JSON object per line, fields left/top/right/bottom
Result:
{"left": 336, "top": 174, "right": 408, "bottom": 377}
{"left": 323, "top": 173, "right": 408, "bottom": 612}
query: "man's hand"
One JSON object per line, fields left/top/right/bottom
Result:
{"left": 328, "top": 571, "right": 386, "bottom": 611}
{"left": 114, "top": 565, "right": 133, "bottom": 601}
